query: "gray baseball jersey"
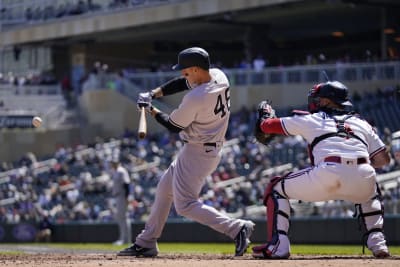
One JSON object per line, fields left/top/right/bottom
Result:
{"left": 169, "top": 68, "right": 230, "bottom": 144}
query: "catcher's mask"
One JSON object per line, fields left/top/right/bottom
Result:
{"left": 307, "top": 81, "right": 352, "bottom": 113}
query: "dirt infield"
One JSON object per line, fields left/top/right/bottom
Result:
{"left": 0, "top": 253, "right": 399, "bottom": 267}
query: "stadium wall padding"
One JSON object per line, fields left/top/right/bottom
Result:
{"left": 1, "top": 217, "right": 399, "bottom": 244}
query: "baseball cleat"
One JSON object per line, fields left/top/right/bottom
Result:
{"left": 252, "top": 234, "right": 291, "bottom": 259}
{"left": 252, "top": 243, "right": 290, "bottom": 259}
{"left": 367, "top": 232, "right": 390, "bottom": 258}
{"left": 234, "top": 220, "right": 255, "bottom": 256}
{"left": 372, "top": 249, "right": 390, "bottom": 258}
{"left": 117, "top": 243, "right": 158, "bottom": 257}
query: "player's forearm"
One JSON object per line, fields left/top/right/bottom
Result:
{"left": 260, "top": 118, "right": 286, "bottom": 134}
{"left": 158, "top": 77, "right": 190, "bottom": 96}
{"left": 370, "top": 147, "right": 391, "bottom": 168}
{"left": 149, "top": 87, "right": 163, "bottom": 98}
{"left": 149, "top": 77, "right": 189, "bottom": 98}
{"left": 150, "top": 106, "right": 181, "bottom": 133}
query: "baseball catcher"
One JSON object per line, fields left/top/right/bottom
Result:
{"left": 252, "top": 81, "right": 391, "bottom": 259}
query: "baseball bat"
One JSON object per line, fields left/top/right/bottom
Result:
{"left": 138, "top": 107, "right": 147, "bottom": 139}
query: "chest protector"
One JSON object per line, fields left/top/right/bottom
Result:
{"left": 308, "top": 114, "right": 368, "bottom": 165}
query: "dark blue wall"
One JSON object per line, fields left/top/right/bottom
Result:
{"left": 1, "top": 217, "right": 399, "bottom": 245}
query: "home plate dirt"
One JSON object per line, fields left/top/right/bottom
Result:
{"left": 0, "top": 246, "right": 398, "bottom": 267}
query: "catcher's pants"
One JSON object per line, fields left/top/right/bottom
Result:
{"left": 135, "top": 143, "right": 245, "bottom": 249}
{"left": 270, "top": 162, "right": 386, "bottom": 254}
{"left": 279, "top": 162, "right": 376, "bottom": 203}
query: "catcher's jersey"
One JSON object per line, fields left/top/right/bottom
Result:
{"left": 281, "top": 112, "right": 385, "bottom": 165}
{"left": 169, "top": 68, "right": 230, "bottom": 144}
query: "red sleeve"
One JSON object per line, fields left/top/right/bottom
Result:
{"left": 260, "top": 118, "right": 286, "bottom": 135}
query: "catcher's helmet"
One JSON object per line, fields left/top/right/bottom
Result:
{"left": 307, "top": 81, "right": 352, "bottom": 113}
{"left": 172, "top": 47, "right": 210, "bottom": 71}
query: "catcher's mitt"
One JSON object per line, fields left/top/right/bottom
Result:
{"left": 254, "top": 100, "right": 277, "bottom": 145}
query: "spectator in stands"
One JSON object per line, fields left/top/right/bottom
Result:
{"left": 111, "top": 70, "right": 126, "bottom": 94}
{"left": 43, "top": 5, "right": 56, "bottom": 20}
{"left": 61, "top": 74, "right": 74, "bottom": 108}
{"left": 0, "top": 91, "right": 399, "bottom": 226}
{"left": 252, "top": 54, "right": 267, "bottom": 84}
{"left": 82, "top": 68, "right": 100, "bottom": 91}
{"left": 56, "top": 3, "right": 67, "bottom": 18}
{"left": 253, "top": 54, "right": 267, "bottom": 72}
{"left": 25, "top": 7, "right": 33, "bottom": 21}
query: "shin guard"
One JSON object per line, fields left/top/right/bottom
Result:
{"left": 252, "top": 175, "right": 291, "bottom": 259}
{"left": 354, "top": 184, "right": 389, "bottom": 256}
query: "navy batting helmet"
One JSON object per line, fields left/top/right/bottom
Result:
{"left": 172, "top": 47, "right": 210, "bottom": 71}
{"left": 308, "top": 81, "right": 352, "bottom": 113}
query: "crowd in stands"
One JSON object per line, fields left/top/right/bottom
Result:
{"left": 0, "top": 0, "right": 178, "bottom": 26}
{"left": 0, "top": 70, "right": 57, "bottom": 87}
{"left": 0, "top": 88, "right": 399, "bottom": 226}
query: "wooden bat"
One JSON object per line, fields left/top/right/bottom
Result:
{"left": 138, "top": 107, "right": 147, "bottom": 139}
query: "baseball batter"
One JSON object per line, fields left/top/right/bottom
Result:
{"left": 118, "top": 47, "right": 254, "bottom": 257}
{"left": 252, "top": 81, "right": 391, "bottom": 259}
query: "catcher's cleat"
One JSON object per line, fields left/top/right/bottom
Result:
{"left": 117, "top": 243, "right": 158, "bottom": 257}
{"left": 252, "top": 235, "right": 291, "bottom": 259}
{"left": 373, "top": 249, "right": 391, "bottom": 258}
{"left": 234, "top": 220, "right": 255, "bottom": 256}
{"left": 367, "top": 232, "right": 390, "bottom": 258}
{"left": 371, "top": 246, "right": 390, "bottom": 258}
{"left": 252, "top": 243, "right": 290, "bottom": 259}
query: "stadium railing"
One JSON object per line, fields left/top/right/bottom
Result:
{"left": 377, "top": 170, "right": 400, "bottom": 190}
{"left": 0, "top": 84, "right": 60, "bottom": 95}
{"left": 126, "top": 61, "right": 400, "bottom": 89}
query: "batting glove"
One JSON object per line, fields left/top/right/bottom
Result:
{"left": 137, "top": 100, "right": 153, "bottom": 113}
{"left": 138, "top": 91, "right": 153, "bottom": 103}
{"left": 137, "top": 91, "right": 153, "bottom": 111}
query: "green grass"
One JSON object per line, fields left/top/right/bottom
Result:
{"left": 2, "top": 243, "right": 399, "bottom": 256}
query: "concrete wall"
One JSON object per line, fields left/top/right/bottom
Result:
{"left": 79, "top": 90, "right": 160, "bottom": 138}
{"left": 0, "top": 0, "right": 284, "bottom": 46}
{"left": 0, "top": 125, "right": 102, "bottom": 162}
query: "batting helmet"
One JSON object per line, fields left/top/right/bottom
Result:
{"left": 307, "top": 81, "right": 352, "bottom": 113}
{"left": 172, "top": 47, "right": 210, "bottom": 71}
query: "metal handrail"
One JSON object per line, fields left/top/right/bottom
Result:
{"left": 126, "top": 61, "right": 400, "bottom": 88}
